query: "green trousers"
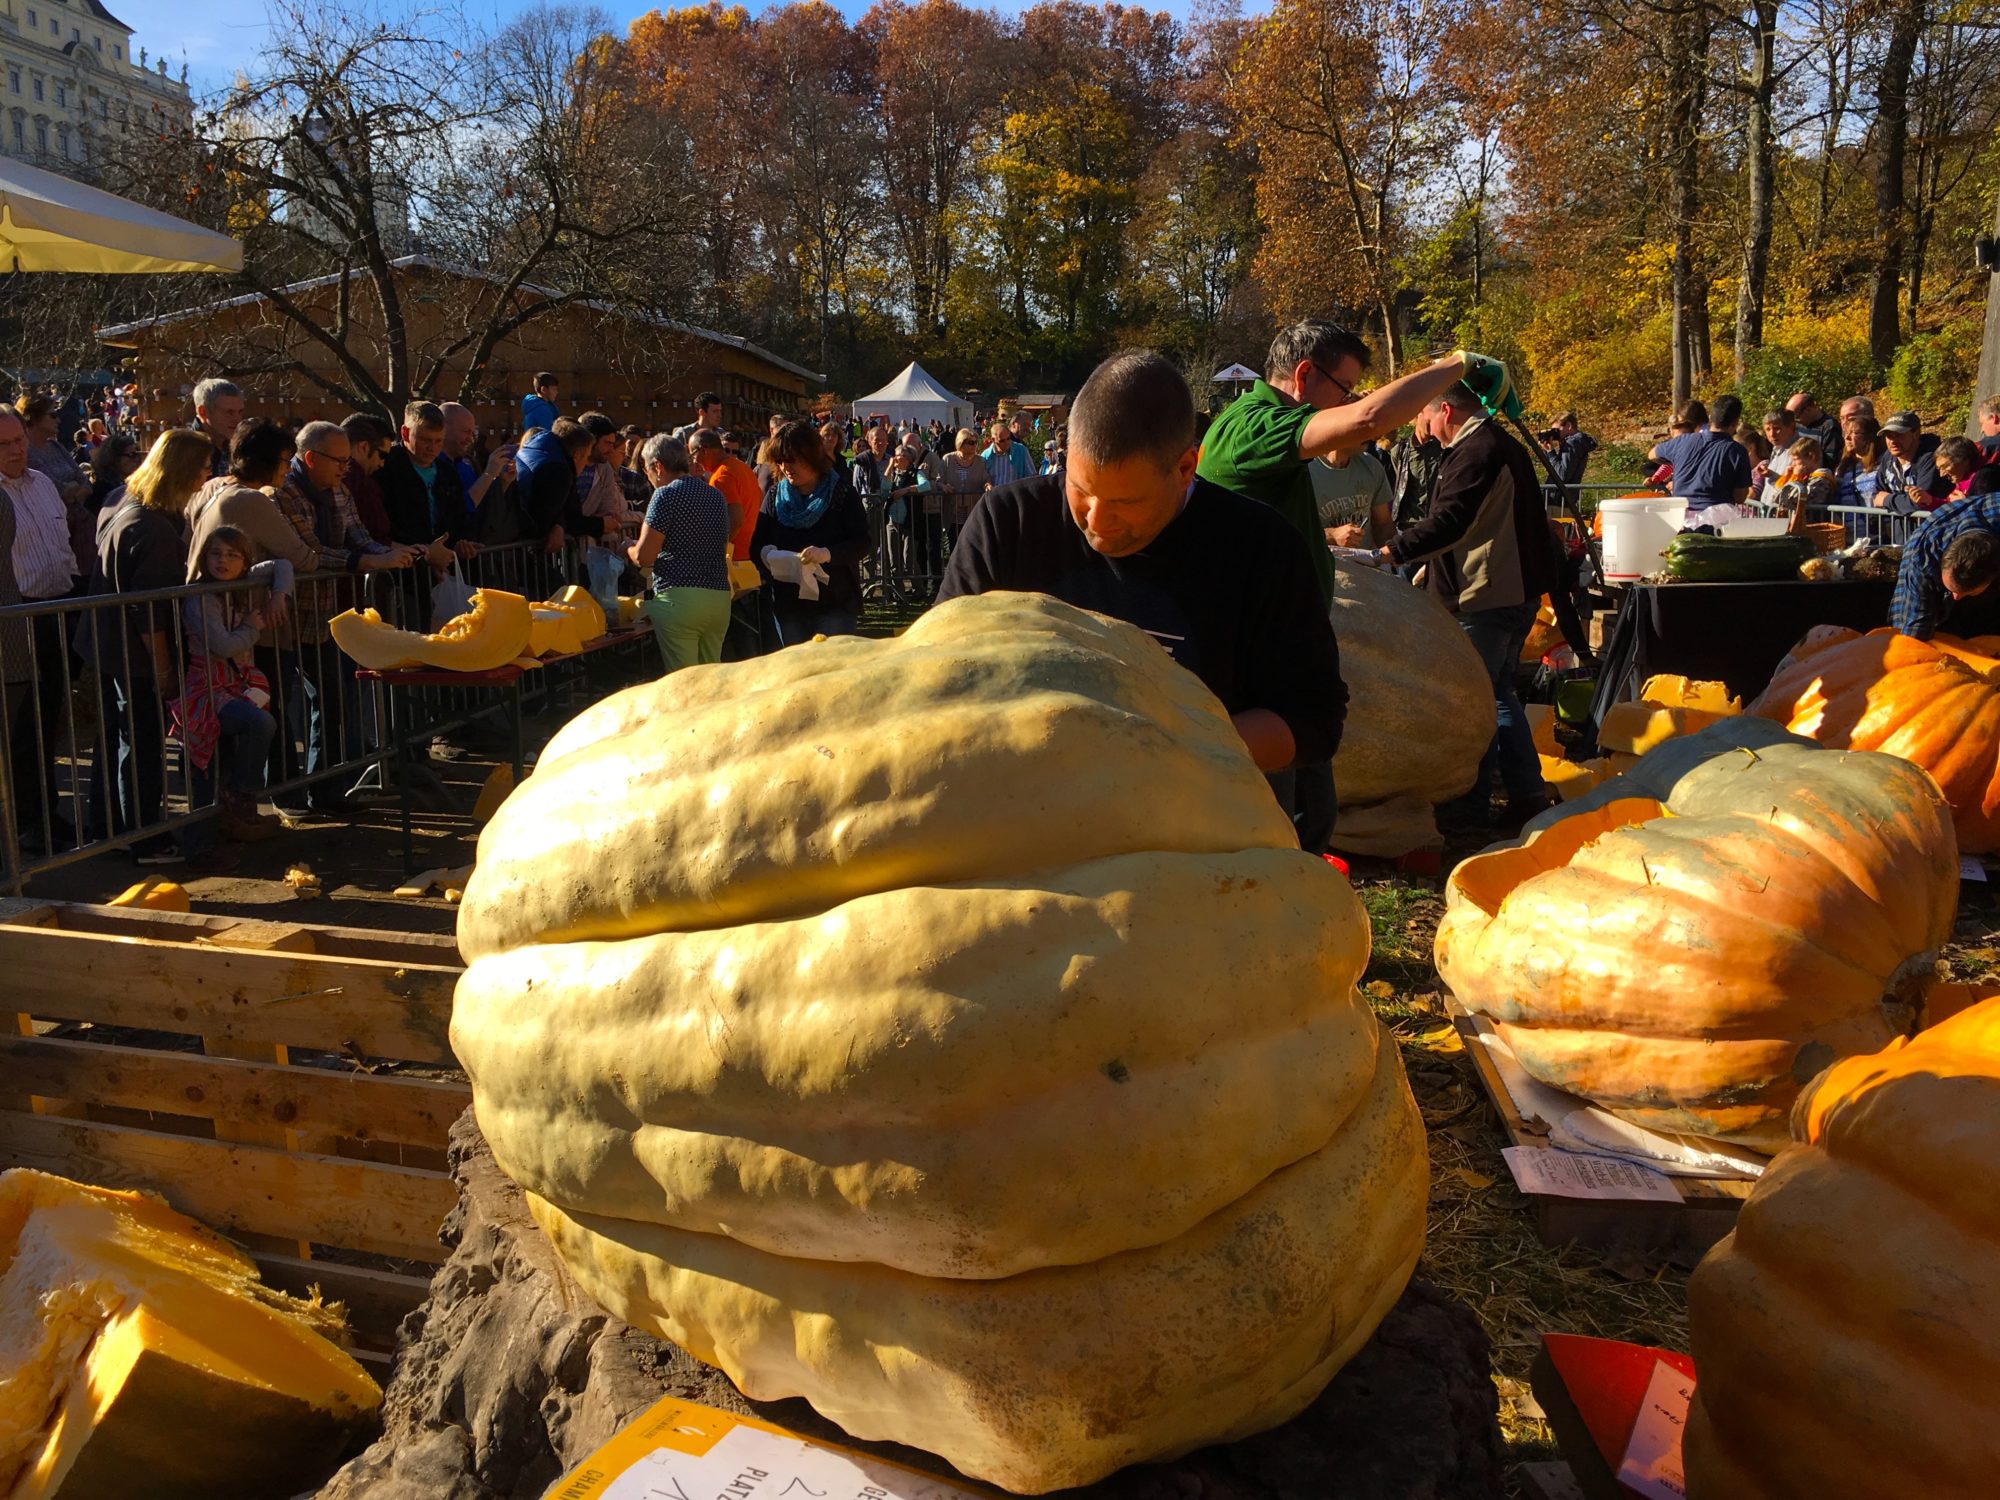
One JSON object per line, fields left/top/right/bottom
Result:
{"left": 643, "top": 587, "right": 733, "bottom": 675}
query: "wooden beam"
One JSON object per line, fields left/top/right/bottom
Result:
{"left": 0, "top": 1110, "right": 455, "bottom": 1263}
{"left": 0, "top": 899, "right": 462, "bottom": 967}
{"left": 0, "top": 1034, "right": 469, "bottom": 1148}
{"left": 0, "top": 926, "right": 459, "bottom": 1062}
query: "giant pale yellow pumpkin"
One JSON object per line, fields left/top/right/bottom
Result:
{"left": 1326, "top": 557, "right": 1494, "bottom": 856}
{"left": 1435, "top": 719, "right": 1958, "bottom": 1150}
{"left": 453, "top": 591, "right": 1427, "bottom": 1492}
{"left": 329, "top": 588, "right": 531, "bottom": 672}
{"left": 1750, "top": 625, "right": 2000, "bottom": 853}
{"left": 1683, "top": 998, "right": 2000, "bottom": 1497}
{"left": 0, "top": 1170, "right": 378, "bottom": 1499}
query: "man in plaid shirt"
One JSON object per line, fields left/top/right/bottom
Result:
{"left": 1889, "top": 491, "right": 2000, "bottom": 639}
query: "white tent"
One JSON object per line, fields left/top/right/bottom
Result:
{"left": 1212, "top": 362, "right": 1260, "bottom": 384}
{"left": 0, "top": 156, "right": 242, "bottom": 274}
{"left": 853, "top": 361, "right": 972, "bottom": 429}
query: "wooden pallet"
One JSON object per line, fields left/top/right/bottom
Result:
{"left": 1450, "top": 1003, "right": 1754, "bottom": 1258}
{"left": 0, "top": 897, "right": 471, "bottom": 1362}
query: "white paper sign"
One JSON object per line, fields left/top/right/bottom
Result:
{"left": 1502, "top": 1146, "right": 1681, "bottom": 1202}
{"left": 1615, "top": 1358, "right": 1696, "bottom": 1500}
{"left": 599, "top": 1422, "right": 980, "bottom": 1500}
{"left": 1961, "top": 855, "right": 1987, "bottom": 882}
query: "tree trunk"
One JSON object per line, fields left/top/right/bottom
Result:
{"left": 1733, "top": 0, "right": 1778, "bottom": 382}
{"left": 1971, "top": 187, "right": 2000, "bottom": 439}
{"left": 1869, "top": 0, "right": 1925, "bottom": 368}
{"left": 1663, "top": 0, "right": 1708, "bottom": 407}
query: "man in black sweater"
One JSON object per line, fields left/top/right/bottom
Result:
{"left": 1374, "top": 381, "right": 1558, "bottom": 829}
{"left": 937, "top": 351, "right": 1346, "bottom": 847}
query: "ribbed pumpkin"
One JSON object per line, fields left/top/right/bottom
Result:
{"left": 1435, "top": 719, "right": 1958, "bottom": 1151}
{"left": 1684, "top": 998, "right": 2000, "bottom": 1497}
{"left": 1750, "top": 625, "right": 2000, "bottom": 853}
{"left": 1326, "top": 557, "right": 1494, "bottom": 856}
{"left": 452, "top": 591, "right": 1428, "bottom": 1494}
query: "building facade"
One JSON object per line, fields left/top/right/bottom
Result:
{"left": 0, "top": 0, "right": 192, "bottom": 180}
{"left": 98, "top": 257, "right": 824, "bottom": 441}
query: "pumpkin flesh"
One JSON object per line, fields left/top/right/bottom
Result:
{"left": 328, "top": 588, "right": 532, "bottom": 673}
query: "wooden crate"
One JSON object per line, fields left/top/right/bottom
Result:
{"left": 1450, "top": 1003, "right": 1754, "bottom": 1258}
{"left": 0, "top": 897, "right": 471, "bottom": 1362}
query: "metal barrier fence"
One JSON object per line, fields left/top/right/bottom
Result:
{"left": 1821, "top": 505, "right": 1926, "bottom": 547}
{"left": 860, "top": 489, "right": 981, "bottom": 610}
{"left": 0, "top": 538, "right": 587, "bottom": 893}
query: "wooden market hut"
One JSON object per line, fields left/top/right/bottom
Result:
{"left": 97, "top": 255, "right": 823, "bottom": 440}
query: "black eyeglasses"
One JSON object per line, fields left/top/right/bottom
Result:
{"left": 1310, "top": 361, "right": 1355, "bottom": 401}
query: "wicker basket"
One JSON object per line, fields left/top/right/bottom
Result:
{"left": 1800, "top": 521, "right": 1847, "bottom": 554}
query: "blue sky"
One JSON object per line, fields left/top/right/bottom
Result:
{"left": 115, "top": 0, "right": 1199, "bottom": 95}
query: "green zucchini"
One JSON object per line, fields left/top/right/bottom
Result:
{"left": 1662, "top": 533, "right": 1815, "bottom": 583}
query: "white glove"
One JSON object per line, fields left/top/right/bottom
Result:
{"left": 799, "top": 559, "right": 829, "bottom": 601}
{"left": 800, "top": 545, "right": 832, "bottom": 567}
{"left": 762, "top": 547, "right": 803, "bottom": 585}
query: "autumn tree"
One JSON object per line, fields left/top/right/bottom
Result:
{"left": 865, "top": 0, "right": 1008, "bottom": 338}
{"left": 1228, "top": 0, "right": 1464, "bottom": 371}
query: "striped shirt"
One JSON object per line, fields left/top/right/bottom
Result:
{"left": 981, "top": 440, "right": 1035, "bottom": 487}
{"left": 1, "top": 466, "right": 77, "bottom": 599}
{"left": 642, "top": 475, "right": 730, "bottom": 592}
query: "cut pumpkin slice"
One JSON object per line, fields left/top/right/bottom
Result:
{"left": 329, "top": 589, "right": 531, "bottom": 672}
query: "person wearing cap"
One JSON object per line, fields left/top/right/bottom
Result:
{"left": 1877, "top": 411, "right": 1949, "bottom": 514}
{"left": 1540, "top": 411, "right": 1597, "bottom": 487}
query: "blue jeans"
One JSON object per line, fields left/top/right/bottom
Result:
{"left": 773, "top": 599, "right": 858, "bottom": 648}
{"left": 1445, "top": 601, "right": 1543, "bottom": 809}
{"left": 185, "top": 698, "right": 277, "bottom": 853}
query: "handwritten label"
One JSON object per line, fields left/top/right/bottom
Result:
{"left": 571, "top": 1414, "right": 983, "bottom": 1500}
{"left": 1501, "top": 1146, "right": 1680, "bottom": 1202}
{"left": 1615, "top": 1358, "right": 1695, "bottom": 1500}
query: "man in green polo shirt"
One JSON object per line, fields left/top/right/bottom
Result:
{"left": 1199, "top": 323, "right": 1498, "bottom": 850}
{"left": 1199, "top": 322, "right": 1479, "bottom": 605}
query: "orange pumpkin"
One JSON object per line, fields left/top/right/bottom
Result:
{"left": 1684, "top": 997, "right": 2000, "bottom": 1497}
{"left": 1435, "top": 721, "right": 1959, "bottom": 1150}
{"left": 1749, "top": 625, "right": 2000, "bottom": 853}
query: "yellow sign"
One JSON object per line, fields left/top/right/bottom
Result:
{"left": 545, "top": 1397, "right": 989, "bottom": 1500}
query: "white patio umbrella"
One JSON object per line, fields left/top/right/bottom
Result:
{"left": 1212, "top": 362, "right": 1260, "bottom": 384}
{"left": 0, "top": 156, "right": 242, "bottom": 274}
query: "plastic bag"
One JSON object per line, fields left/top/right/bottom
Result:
{"left": 584, "top": 547, "right": 624, "bottom": 615}
{"left": 431, "top": 563, "right": 476, "bottom": 630}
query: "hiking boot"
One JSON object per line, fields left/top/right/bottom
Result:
{"left": 220, "top": 792, "right": 280, "bottom": 843}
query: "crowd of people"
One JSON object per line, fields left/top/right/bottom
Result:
{"left": 0, "top": 367, "right": 1093, "bottom": 872}
{"left": 1639, "top": 391, "right": 2000, "bottom": 526}
{"left": 10, "top": 344, "right": 1996, "bottom": 874}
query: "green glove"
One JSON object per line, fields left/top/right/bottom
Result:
{"left": 1455, "top": 350, "right": 1525, "bottom": 423}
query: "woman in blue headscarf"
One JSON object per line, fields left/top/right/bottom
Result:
{"left": 752, "top": 418, "right": 871, "bottom": 646}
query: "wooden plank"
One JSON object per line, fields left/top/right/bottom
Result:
{"left": 0, "top": 899, "right": 462, "bottom": 966}
{"left": 0, "top": 1034, "right": 469, "bottom": 1147}
{"left": 0, "top": 926, "right": 459, "bottom": 1062}
{"left": 1448, "top": 1002, "right": 1754, "bottom": 1258}
{"left": 0, "top": 1110, "right": 455, "bottom": 1263}
{"left": 253, "top": 1253, "right": 436, "bottom": 1340}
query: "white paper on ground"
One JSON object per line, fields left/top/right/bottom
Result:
{"left": 1469, "top": 1015, "right": 1766, "bottom": 1180}
{"left": 1502, "top": 1146, "right": 1682, "bottom": 1202}
{"left": 601, "top": 1422, "right": 980, "bottom": 1500}
{"left": 1962, "top": 854, "right": 1987, "bottom": 882}
{"left": 1615, "top": 1358, "right": 1696, "bottom": 1500}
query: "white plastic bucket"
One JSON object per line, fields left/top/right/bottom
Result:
{"left": 1599, "top": 496, "right": 1689, "bottom": 582}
